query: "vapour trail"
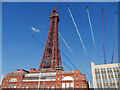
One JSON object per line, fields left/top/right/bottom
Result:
{"left": 67, "top": 7, "right": 91, "bottom": 63}
{"left": 59, "top": 33, "right": 74, "bottom": 56}
{"left": 111, "top": 12, "right": 117, "bottom": 64}
{"left": 32, "top": 35, "right": 75, "bottom": 70}
{"left": 86, "top": 7, "right": 99, "bottom": 64}
{"left": 62, "top": 60, "right": 72, "bottom": 71}
{"left": 62, "top": 52, "right": 78, "bottom": 70}
{"left": 102, "top": 9, "right": 106, "bottom": 64}
{"left": 33, "top": 33, "right": 91, "bottom": 80}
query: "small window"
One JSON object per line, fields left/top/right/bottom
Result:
{"left": 58, "top": 77, "right": 59, "bottom": 80}
{"left": 14, "top": 84, "right": 16, "bottom": 88}
{"left": 31, "top": 84, "right": 34, "bottom": 88}
{"left": 46, "top": 84, "right": 49, "bottom": 88}
{"left": 77, "top": 84, "right": 79, "bottom": 88}
{"left": 26, "top": 84, "right": 29, "bottom": 88}
{"left": 36, "top": 84, "right": 38, "bottom": 88}
{"left": 84, "top": 84, "right": 86, "bottom": 88}
{"left": 41, "top": 84, "right": 43, "bottom": 88}
{"left": 76, "top": 76, "right": 78, "bottom": 80}
{"left": 57, "top": 85, "right": 59, "bottom": 88}
{"left": 51, "top": 84, "right": 55, "bottom": 88}
{"left": 22, "top": 84, "right": 25, "bottom": 88}
{"left": 8, "top": 83, "right": 10, "bottom": 88}
{"left": 82, "top": 83, "right": 83, "bottom": 88}
{"left": 11, "top": 84, "right": 13, "bottom": 88}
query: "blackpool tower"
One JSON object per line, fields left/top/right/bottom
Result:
{"left": 39, "top": 6, "right": 63, "bottom": 70}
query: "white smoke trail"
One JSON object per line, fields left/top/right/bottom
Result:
{"left": 86, "top": 8, "right": 99, "bottom": 64}
{"left": 59, "top": 33, "right": 74, "bottom": 56}
{"left": 67, "top": 7, "right": 91, "bottom": 62}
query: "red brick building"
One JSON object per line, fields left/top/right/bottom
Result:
{"left": 1, "top": 6, "right": 89, "bottom": 89}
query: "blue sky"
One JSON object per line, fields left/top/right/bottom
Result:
{"left": 2, "top": 2, "right": 118, "bottom": 81}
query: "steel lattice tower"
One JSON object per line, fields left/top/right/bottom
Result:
{"left": 39, "top": 6, "right": 63, "bottom": 70}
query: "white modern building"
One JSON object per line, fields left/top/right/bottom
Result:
{"left": 91, "top": 62, "right": 120, "bottom": 88}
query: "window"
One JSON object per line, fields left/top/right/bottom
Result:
{"left": 77, "top": 84, "right": 79, "bottom": 88}
{"left": 8, "top": 83, "right": 10, "bottom": 88}
{"left": 58, "top": 77, "right": 59, "bottom": 80}
{"left": 26, "top": 84, "right": 29, "bottom": 88}
{"left": 84, "top": 84, "right": 86, "bottom": 88}
{"left": 76, "top": 76, "right": 78, "bottom": 80}
{"left": 31, "top": 84, "right": 34, "bottom": 88}
{"left": 71, "top": 83, "right": 74, "bottom": 88}
{"left": 82, "top": 83, "right": 83, "bottom": 88}
{"left": 51, "top": 84, "right": 55, "bottom": 88}
{"left": 103, "top": 79, "right": 105, "bottom": 83}
{"left": 105, "top": 78, "right": 108, "bottom": 83}
{"left": 66, "top": 83, "right": 69, "bottom": 88}
{"left": 46, "top": 84, "right": 49, "bottom": 88}
{"left": 36, "top": 84, "right": 38, "bottom": 88}
{"left": 41, "top": 84, "right": 43, "bottom": 88}
{"left": 17, "top": 85, "right": 19, "bottom": 88}
{"left": 109, "top": 78, "right": 111, "bottom": 83}
{"left": 11, "top": 84, "right": 13, "bottom": 88}
{"left": 22, "top": 84, "right": 25, "bottom": 88}
{"left": 62, "top": 83, "right": 65, "bottom": 88}
{"left": 116, "top": 77, "right": 118, "bottom": 83}
{"left": 57, "top": 85, "right": 59, "bottom": 88}
{"left": 14, "top": 84, "right": 16, "bottom": 88}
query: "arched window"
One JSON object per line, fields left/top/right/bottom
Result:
{"left": 9, "top": 78, "right": 17, "bottom": 82}
{"left": 62, "top": 76, "right": 74, "bottom": 80}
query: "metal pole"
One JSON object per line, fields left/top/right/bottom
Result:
{"left": 38, "top": 71, "right": 41, "bottom": 90}
{"left": 0, "top": 74, "right": 4, "bottom": 89}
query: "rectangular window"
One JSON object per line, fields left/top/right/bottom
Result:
{"left": 66, "top": 83, "right": 69, "bottom": 88}
{"left": 8, "top": 83, "right": 10, "bottom": 88}
{"left": 22, "top": 84, "right": 25, "bottom": 88}
{"left": 71, "top": 83, "right": 74, "bottom": 88}
{"left": 11, "top": 84, "right": 13, "bottom": 88}
{"left": 31, "top": 84, "right": 34, "bottom": 88}
{"left": 84, "top": 84, "right": 86, "bottom": 88}
{"left": 76, "top": 76, "right": 78, "bottom": 80}
{"left": 82, "top": 83, "right": 83, "bottom": 88}
{"left": 62, "top": 83, "right": 65, "bottom": 88}
{"left": 51, "top": 84, "right": 55, "bottom": 88}
{"left": 41, "top": 84, "right": 43, "bottom": 88}
{"left": 36, "top": 84, "right": 38, "bottom": 88}
{"left": 14, "top": 84, "right": 16, "bottom": 88}
{"left": 17, "top": 85, "right": 19, "bottom": 88}
{"left": 26, "top": 84, "right": 29, "bottom": 88}
{"left": 77, "top": 84, "right": 79, "bottom": 88}
{"left": 46, "top": 84, "right": 49, "bottom": 88}
{"left": 57, "top": 85, "right": 59, "bottom": 88}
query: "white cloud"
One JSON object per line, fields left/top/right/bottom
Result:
{"left": 31, "top": 27, "right": 40, "bottom": 32}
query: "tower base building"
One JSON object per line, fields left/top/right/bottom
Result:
{"left": 1, "top": 69, "right": 88, "bottom": 89}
